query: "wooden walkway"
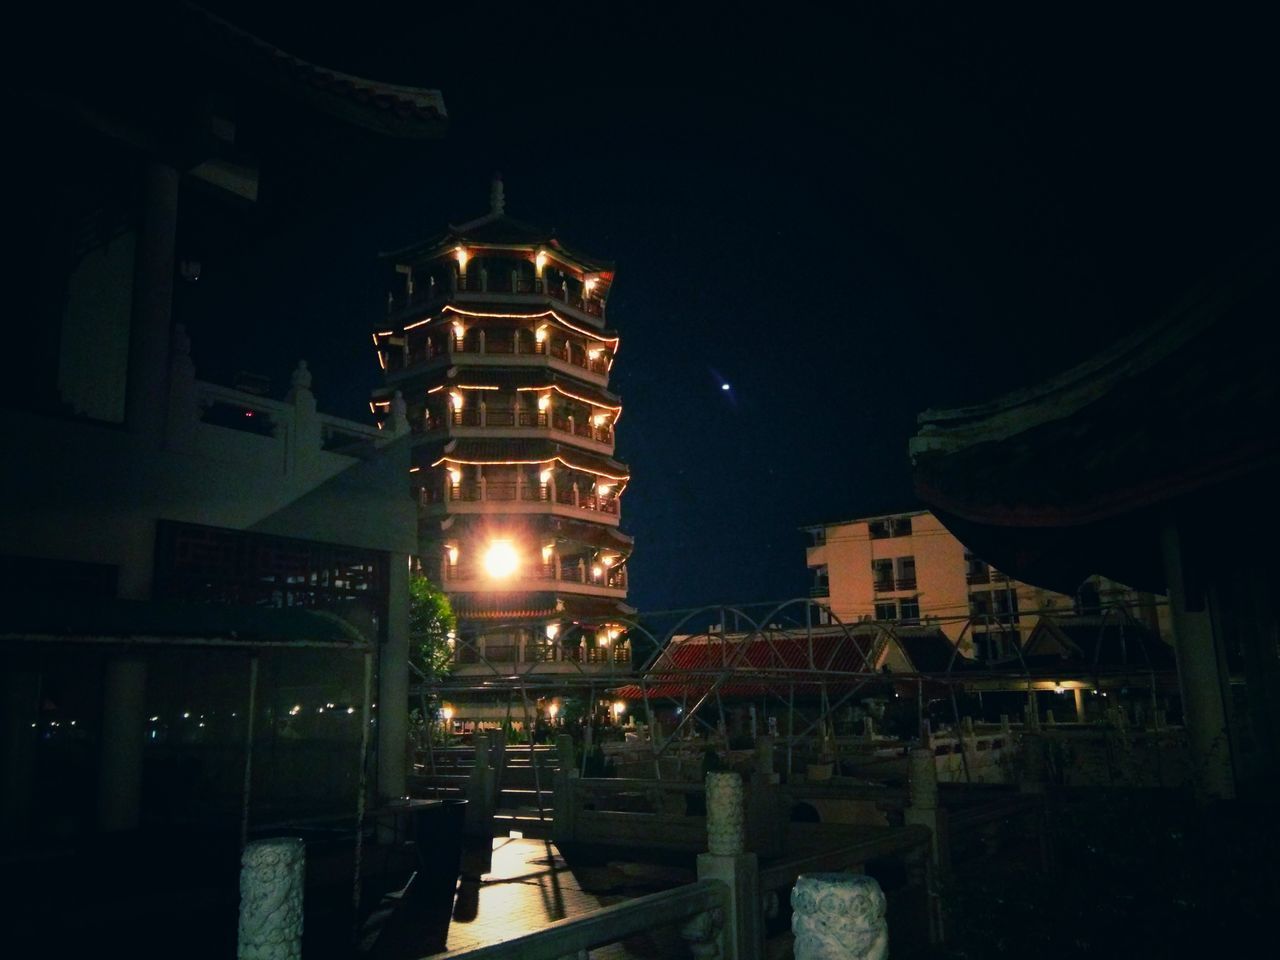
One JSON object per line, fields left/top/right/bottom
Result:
{"left": 440, "top": 837, "right": 692, "bottom": 957}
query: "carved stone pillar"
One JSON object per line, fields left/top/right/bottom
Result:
{"left": 791, "top": 872, "right": 888, "bottom": 960}
{"left": 238, "top": 838, "right": 304, "bottom": 960}
{"left": 705, "top": 771, "right": 744, "bottom": 855}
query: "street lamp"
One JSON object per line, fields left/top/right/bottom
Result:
{"left": 483, "top": 540, "right": 519, "bottom": 579}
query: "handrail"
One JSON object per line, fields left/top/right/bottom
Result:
{"left": 434, "top": 879, "right": 725, "bottom": 960}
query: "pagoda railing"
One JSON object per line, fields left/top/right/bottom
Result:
{"left": 385, "top": 274, "right": 606, "bottom": 320}
{"left": 419, "top": 483, "right": 620, "bottom": 516}
{"left": 431, "top": 409, "right": 613, "bottom": 445}
{"left": 441, "top": 562, "right": 627, "bottom": 590}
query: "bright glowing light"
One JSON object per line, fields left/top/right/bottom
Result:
{"left": 450, "top": 391, "right": 463, "bottom": 410}
{"left": 453, "top": 322, "right": 465, "bottom": 341}
{"left": 542, "top": 544, "right": 554, "bottom": 561}
{"left": 721, "top": 383, "right": 730, "bottom": 391}
{"left": 538, "top": 394, "right": 551, "bottom": 411}
{"left": 442, "top": 705, "right": 455, "bottom": 721}
{"left": 483, "top": 541, "right": 520, "bottom": 579}
{"left": 545, "top": 623, "right": 560, "bottom": 640}
{"left": 592, "top": 413, "right": 607, "bottom": 426}
{"left": 455, "top": 246, "right": 469, "bottom": 270}
{"left": 535, "top": 324, "right": 548, "bottom": 343}
{"left": 289, "top": 705, "right": 301, "bottom": 716}
{"left": 612, "top": 701, "right": 625, "bottom": 716}
{"left": 447, "top": 546, "right": 459, "bottom": 565}
{"left": 535, "top": 250, "right": 548, "bottom": 274}
{"left": 548, "top": 702, "right": 559, "bottom": 719}
{"left": 597, "top": 483, "right": 612, "bottom": 495}
{"left": 592, "top": 564, "right": 604, "bottom": 579}
{"left": 347, "top": 707, "right": 355, "bottom": 715}
{"left": 602, "top": 555, "right": 615, "bottom": 567}
{"left": 183, "top": 712, "right": 191, "bottom": 719}
{"left": 539, "top": 468, "right": 553, "bottom": 484}
{"left": 608, "top": 628, "right": 620, "bottom": 641}
{"left": 449, "top": 468, "right": 462, "bottom": 485}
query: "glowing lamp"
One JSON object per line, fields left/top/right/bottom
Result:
{"left": 548, "top": 702, "right": 559, "bottom": 719}
{"left": 592, "top": 565, "right": 604, "bottom": 580}
{"left": 535, "top": 250, "right": 548, "bottom": 274}
{"left": 602, "top": 556, "right": 615, "bottom": 567}
{"left": 447, "top": 545, "right": 459, "bottom": 565}
{"left": 585, "top": 277, "right": 597, "bottom": 293}
{"left": 483, "top": 540, "right": 519, "bottom": 579}
{"left": 539, "top": 468, "right": 553, "bottom": 484}
{"left": 538, "top": 394, "right": 551, "bottom": 411}
{"left": 612, "top": 701, "right": 625, "bottom": 717}
{"left": 596, "top": 483, "right": 612, "bottom": 496}
{"left": 545, "top": 622, "right": 560, "bottom": 640}
{"left": 453, "top": 322, "right": 465, "bottom": 341}
{"left": 542, "top": 544, "right": 554, "bottom": 561}
{"left": 593, "top": 413, "right": 608, "bottom": 426}
{"left": 608, "top": 628, "right": 620, "bottom": 641}
{"left": 449, "top": 468, "right": 462, "bottom": 484}
{"left": 455, "top": 246, "right": 469, "bottom": 270}
{"left": 597, "top": 630, "right": 609, "bottom": 645}
{"left": 535, "top": 324, "right": 548, "bottom": 343}
{"left": 587, "top": 347, "right": 602, "bottom": 360}
{"left": 442, "top": 704, "right": 454, "bottom": 722}
{"left": 450, "top": 391, "right": 463, "bottom": 410}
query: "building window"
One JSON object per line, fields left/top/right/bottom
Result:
{"left": 869, "top": 517, "right": 912, "bottom": 539}
{"left": 871, "top": 558, "right": 895, "bottom": 592}
{"left": 899, "top": 597, "right": 920, "bottom": 624}
{"left": 874, "top": 601, "right": 897, "bottom": 621}
{"left": 969, "top": 592, "right": 993, "bottom": 620}
{"left": 993, "top": 588, "right": 1020, "bottom": 621}
{"left": 810, "top": 528, "right": 826, "bottom": 547}
{"left": 964, "top": 552, "right": 990, "bottom": 585}
{"left": 810, "top": 565, "right": 829, "bottom": 597}
{"left": 895, "top": 556, "right": 917, "bottom": 590}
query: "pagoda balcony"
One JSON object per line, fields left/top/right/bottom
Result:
{"left": 454, "top": 640, "right": 631, "bottom": 667}
{"left": 387, "top": 335, "right": 611, "bottom": 385}
{"left": 386, "top": 275, "right": 606, "bottom": 327}
{"left": 420, "top": 482, "right": 622, "bottom": 524}
{"left": 441, "top": 561, "right": 627, "bottom": 596}
{"left": 415, "top": 410, "right": 615, "bottom": 450}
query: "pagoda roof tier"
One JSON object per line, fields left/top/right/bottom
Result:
{"left": 399, "top": 304, "right": 620, "bottom": 344}
{"left": 419, "top": 438, "right": 630, "bottom": 482}
{"left": 381, "top": 216, "right": 613, "bottom": 277}
{"left": 432, "top": 370, "right": 621, "bottom": 409}
{"left": 451, "top": 591, "right": 634, "bottom": 623}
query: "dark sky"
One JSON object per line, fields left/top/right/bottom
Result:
{"left": 176, "top": 4, "right": 1278, "bottom": 612}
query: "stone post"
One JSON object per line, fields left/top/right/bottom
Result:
{"left": 698, "top": 772, "right": 760, "bottom": 960}
{"left": 465, "top": 733, "right": 494, "bottom": 875}
{"left": 791, "top": 873, "right": 888, "bottom": 960}
{"left": 552, "top": 734, "right": 578, "bottom": 845}
{"left": 238, "top": 838, "right": 304, "bottom": 960}
{"left": 1073, "top": 687, "right": 1086, "bottom": 722}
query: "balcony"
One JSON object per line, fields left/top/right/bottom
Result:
{"left": 441, "top": 560, "right": 627, "bottom": 595}
{"left": 895, "top": 577, "right": 917, "bottom": 591}
{"left": 966, "top": 569, "right": 991, "bottom": 585}
{"left": 388, "top": 334, "right": 612, "bottom": 384}
{"left": 386, "top": 274, "right": 607, "bottom": 325}
{"left": 455, "top": 641, "right": 631, "bottom": 667}
{"left": 873, "top": 578, "right": 896, "bottom": 594}
{"left": 419, "top": 409, "right": 615, "bottom": 448}
{"left": 421, "top": 483, "right": 621, "bottom": 522}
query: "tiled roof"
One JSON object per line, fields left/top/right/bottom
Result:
{"left": 614, "top": 629, "right": 892, "bottom": 700}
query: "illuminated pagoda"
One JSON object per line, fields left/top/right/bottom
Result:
{"left": 372, "top": 177, "right": 633, "bottom": 674}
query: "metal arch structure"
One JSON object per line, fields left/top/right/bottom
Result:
{"left": 411, "top": 596, "right": 1180, "bottom": 779}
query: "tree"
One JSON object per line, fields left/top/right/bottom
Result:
{"left": 409, "top": 574, "right": 455, "bottom": 683}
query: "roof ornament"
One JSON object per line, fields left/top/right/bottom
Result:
{"left": 490, "top": 173, "right": 505, "bottom": 216}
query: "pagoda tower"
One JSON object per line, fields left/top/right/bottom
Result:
{"left": 371, "top": 178, "right": 633, "bottom": 673}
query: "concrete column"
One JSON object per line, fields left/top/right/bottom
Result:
{"left": 1073, "top": 687, "right": 1085, "bottom": 722}
{"left": 791, "top": 873, "right": 888, "bottom": 960}
{"left": 97, "top": 656, "right": 148, "bottom": 831}
{"left": 1161, "top": 520, "right": 1236, "bottom": 800}
{"left": 2, "top": 668, "right": 40, "bottom": 838}
{"left": 378, "top": 553, "right": 411, "bottom": 803}
{"left": 238, "top": 838, "right": 305, "bottom": 960}
{"left": 126, "top": 162, "right": 179, "bottom": 443}
{"left": 904, "top": 747, "right": 944, "bottom": 867}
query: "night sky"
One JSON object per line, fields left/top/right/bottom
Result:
{"left": 172, "top": 4, "right": 1278, "bottom": 613}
